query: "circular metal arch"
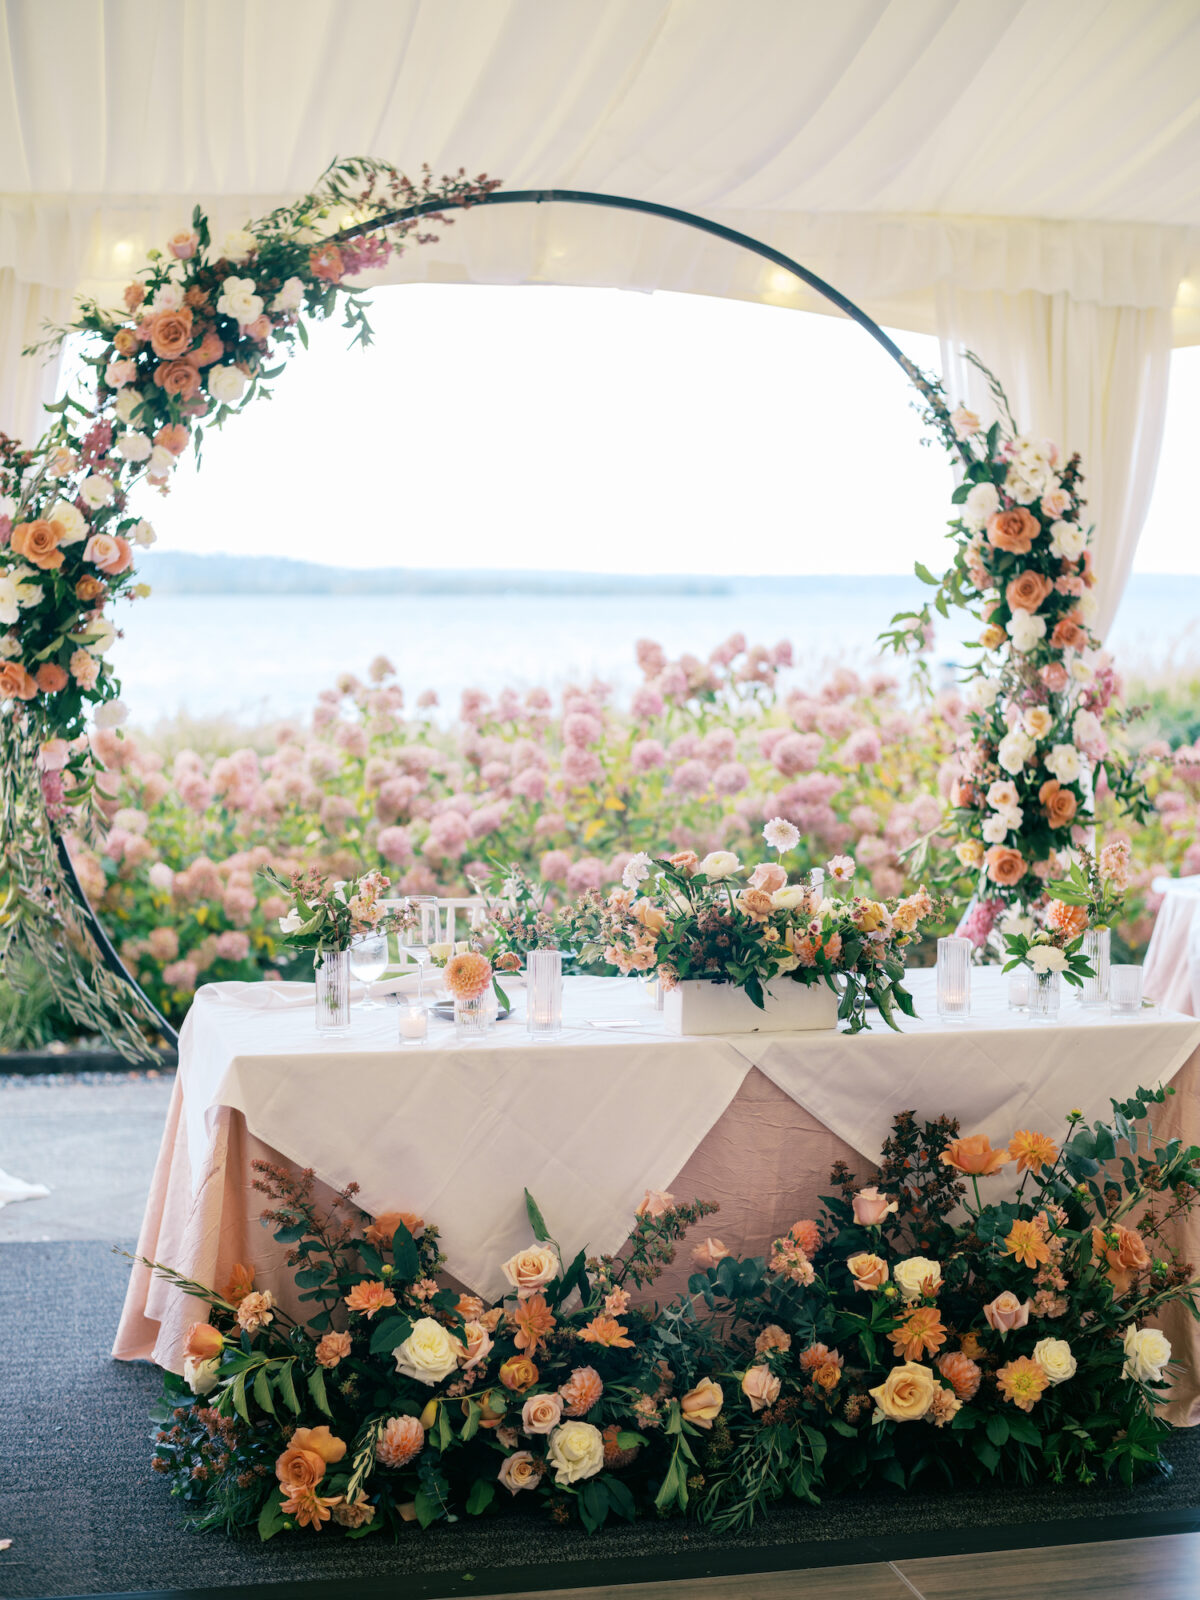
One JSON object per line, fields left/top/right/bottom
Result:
{"left": 66, "top": 186, "right": 932, "bottom": 1053}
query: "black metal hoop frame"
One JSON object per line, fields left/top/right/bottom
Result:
{"left": 63, "top": 186, "right": 925, "bottom": 1052}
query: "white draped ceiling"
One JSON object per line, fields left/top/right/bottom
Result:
{"left": 4, "top": 0, "right": 1200, "bottom": 627}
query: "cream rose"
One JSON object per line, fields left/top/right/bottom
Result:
{"left": 393, "top": 1316, "right": 462, "bottom": 1385}
{"left": 47, "top": 500, "right": 87, "bottom": 545}
{"left": 1032, "top": 1337, "right": 1076, "bottom": 1385}
{"left": 209, "top": 364, "right": 249, "bottom": 405}
{"left": 1122, "top": 1325, "right": 1171, "bottom": 1385}
{"left": 869, "top": 1361, "right": 936, "bottom": 1422}
{"left": 221, "top": 229, "right": 257, "bottom": 263}
{"left": 963, "top": 481, "right": 1000, "bottom": 529}
{"left": 698, "top": 850, "right": 742, "bottom": 879}
{"left": 546, "top": 1420, "right": 605, "bottom": 1485}
{"left": 1022, "top": 707, "right": 1053, "bottom": 741}
{"left": 183, "top": 1355, "right": 221, "bottom": 1396}
{"left": 79, "top": 473, "right": 114, "bottom": 508}
{"left": 893, "top": 1256, "right": 942, "bottom": 1303}
{"left": 501, "top": 1244, "right": 559, "bottom": 1299}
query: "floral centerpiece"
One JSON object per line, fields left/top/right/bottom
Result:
{"left": 259, "top": 865, "right": 396, "bottom": 1030}
{"left": 144, "top": 1087, "right": 1199, "bottom": 1540}
{"left": 557, "top": 819, "right": 941, "bottom": 1034}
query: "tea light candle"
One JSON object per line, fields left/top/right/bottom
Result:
{"left": 398, "top": 1006, "right": 428, "bottom": 1046}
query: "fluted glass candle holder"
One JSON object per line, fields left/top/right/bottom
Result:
{"left": 527, "top": 949, "right": 564, "bottom": 1038}
{"left": 936, "top": 936, "right": 971, "bottom": 1021}
{"left": 1028, "top": 969, "right": 1061, "bottom": 1023}
{"left": 1078, "top": 928, "right": 1110, "bottom": 1009}
{"left": 314, "top": 947, "right": 351, "bottom": 1032}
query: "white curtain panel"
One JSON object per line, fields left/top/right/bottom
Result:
{"left": 937, "top": 285, "right": 1174, "bottom": 638}
{"left": 0, "top": 268, "right": 70, "bottom": 449}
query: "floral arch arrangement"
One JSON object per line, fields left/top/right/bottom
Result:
{"left": 0, "top": 162, "right": 1148, "bottom": 1056}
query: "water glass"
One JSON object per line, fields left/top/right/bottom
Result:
{"left": 1110, "top": 964, "right": 1143, "bottom": 1016}
{"left": 349, "top": 931, "right": 388, "bottom": 1010}
{"left": 398, "top": 896, "right": 440, "bottom": 1003}
{"left": 527, "top": 949, "right": 564, "bottom": 1038}
{"left": 936, "top": 936, "right": 971, "bottom": 1021}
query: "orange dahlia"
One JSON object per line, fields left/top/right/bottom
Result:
{"left": 997, "top": 1355, "right": 1049, "bottom": 1412}
{"left": 343, "top": 1279, "right": 397, "bottom": 1319}
{"left": 789, "top": 1218, "right": 821, "bottom": 1256}
{"left": 444, "top": 951, "right": 492, "bottom": 1000}
{"left": 889, "top": 1307, "right": 948, "bottom": 1362}
{"left": 1008, "top": 1129, "right": 1059, "bottom": 1174}
{"left": 1003, "top": 1219, "right": 1051, "bottom": 1269}
{"left": 511, "top": 1294, "right": 556, "bottom": 1354}
{"left": 1045, "top": 899, "right": 1088, "bottom": 939}
{"left": 936, "top": 1350, "right": 982, "bottom": 1401}
{"left": 559, "top": 1365, "right": 604, "bottom": 1416}
{"left": 376, "top": 1414, "right": 425, "bottom": 1469}
{"left": 578, "top": 1314, "right": 635, "bottom": 1349}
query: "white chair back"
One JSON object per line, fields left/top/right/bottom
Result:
{"left": 381, "top": 896, "right": 487, "bottom": 949}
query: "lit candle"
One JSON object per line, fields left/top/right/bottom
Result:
{"left": 398, "top": 1007, "right": 428, "bottom": 1046}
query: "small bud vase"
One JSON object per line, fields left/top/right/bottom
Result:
{"left": 1028, "top": 969, "right": 1061, "bottom": 1023}
{"left": 314, "top": 947, "right": 351, "bottom": 1033}
{"left": 454, "top": 993, "right": 491, "bottom": 1041}
{"left": 1078, "top": 927, "right": 1110, "bottom": 1008}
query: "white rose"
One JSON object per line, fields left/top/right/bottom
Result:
{"left": 0, "top": 575, "right": 17, "bottom": 627}
{"left": 131, "top": 519, "right": 157, "bottom": 548}
{"left": 81, "top": 618, "right": 116, "bottom": 655}
{"left": 982, "top": 813, "right": 1010, "bottom": 844}
{"left": 622, "top": 851, "right": 653, "bottom": 890}
{"left": 893, "top": 1256, "right": 942, "bottom": 1303}
{"left": 1077, "top": 589, "right": 1098, "bottom": 624}
{"left": 0, "top": 633, "right": 18, "bottom": 659}
{"left": 151, "top": 281, "right": 185, "bottom": 312}
{"left": 546, "top": 1421, "right": 605, "bottom": 1485}
{"left": 48, "top": 501, "right": 87, "bottom": 545}
{"left": 1044, "top": 743, "right": 1082, "bottom": 784}
{"left": 1023, "top": 707, "right": 1053, "bottom": 741}
{"left": 9, "top": 569, "right": 41, "bottom": 609}
{"left": 208, "top": 364, "right": 249, "bottom": 406}
{"left": 1008, "top": 611, "right": 1047, "bottom": 654}
{"left": 79, "top": 473, "right": 114, "bottom": 508}
{"left": 94, "top": 699, "right": 128, "bottom": 729}
{"left": 147, "top": 445, "right": 176, "bottom": 478}
{"left": 148, "top": 862, "right": 176, "bottom": 893}
{"left": 1028, "top": 943, "right": 1067, "bottom": 973}
{"left": 970, "top": 677, "right": 1002, "bottom": 708}
{"left": 997, "top": 804, "right": 1023, "bottom": 832}
{"left": 221, "top": 229, "right": 257, "bottom": 263}
{"left": 1069, "top": 658, "right": 1093, "bottom": 683}
{"left": 1073, "top": 709, "right": 1103, "bottom": 747}
{"left": 986, "top": 779, "right": 1018, "bottom": 810}
{"left": 1122, "top": 1325, "right": 1171, "bottom": 1385}
{"left": 114, "top": 388, "right": 142, "bottom": 423}
{"left": 997, "top": 731, "right": 1034, "bottom": 775}
{"left": 394, "top": 1316, "right": 462, "bottom": 1385}
{"left": 271, "top": 275, "right": 305, "bottom": 313}
{"left": 698, "top": 850, "right": 742, "bottom": 880}
{"left": 216, "top": 275, "right": 265, "bottom": 324}
{"left": 771, "top": 885, "right": 811, "bottom": 911}
{"left": 1049, "top": 521, "right": 1087, "bottom": 561}
{"left": 1032, "top": 1337, "right": 1076, "bottom": 1385}
{"left": 116, "top": 432, "right": 152, "bottom": 462}
{"left": 183, "top": 1355, "right": 221, "bottom": 1396}
{"left": 963, "top": 481, "right": 1000, "bottom": 529}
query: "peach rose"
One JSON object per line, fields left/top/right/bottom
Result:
{"left": 315, "top": 1331, "right": 352, "bottom": 1368}
{"left": 113, "top": 328, "right": 138, "bottom": 355}
{"left": 363, "top": 1209, "right": 423, "bottom": 1247}
{"left": 148, "top": 307, "right": 194, "bottom": 360}
{"left": 501, "top": 1244, "right": 558, "bottom": 1299}
{"left": 749, "top": 862, "right": 788, "bottom": 894}
{"left": 1092, "top": 1224, "right": 1151, "bottom": 1297}
{"left": 500, "top": 1356, "right": 539, "bottom": 1392}
{"left": 1041, "top": 661, "right": 1069, "bottom": 692}
{"left": 987, "top": 508, "right": 1039, "bottom": 554}
{"left": 868, "top": 1361, "right": 936, "bottom": 1422}
{"left": 680, "top": 1377, "right": 724, "bottom": 1429}
{"left": 1051, "top": 616, "right": 1088, "bottom": 651}
{"left": 0, "top": 662, "right": 37, "bottom": 700}
{"left": 154, "top": 357, "right": 201, "bottom": 399}
{"left": 1006, "top": 570, "right": 1053, "bottom": 613}
{"left": 631, "top": 898, "right": 669, "bottom": 934}
{"left": 461, "top": 1320, "right": 494, "bottom": 1369}
{"left": 983, "top": 1290, "right": 1032, "bottom": 1335}
{"left": 1039, "top": 778, "right": 1077, "bottom": 830}
{"left": 521, "top": 1392, "right": 564, "bottom": 1434}
{"left": 168, "top": 230, "right": 199, "bottom": 259}
{"left": 847, "top": 1252, "right": 889, "bottom": 1291}
{"left": 985, "top": 845, "right": 1026, "bottom": 886}
{"left": 736, "top": 887, "right": 775, "bottom": 921}
{"left": 75, "top": 575, "right": 105, "bottom": 601}
{"left": 86, "top": 533, "right": 133, "bottom": 575}
{"left": 244, "top": 314, "right": 272, "bottom": 343}
{"left": 35, "top": 663, "right": 68, "bottom": 693}
{"left": 11, "top": 518, "right": 64, "bottom": 570}
{"left": 498, "top": 1450, "right": 542, "bottom": 1494}
{"left": 637, "top": 1189, "right": 675, "bottom": 1218}
{"left": 183, "top": 1321, "right": 224, "bottom": 1362}
{"left": 155, "top": 423, "right": 190, "bottom": 456}
{"left": 668, "top": 850, "right": 699, "bottom": 875}
{"left": 741, "top": 1364, "right": 781, "bottom": 1413}
{"left": 940, "top": 1134, "right": 1012, "bottom": 1177}
{"left": 275, "top": 1444, "right": 326, "bottom": 1494}
{"left": 692, "top": 1237, "right": 730, "bottom": 1268}
{"left": 851, "top": 1186, "right": 898, "bottom": 1225}
{"left": 194, "top": 330, "right": 225, "bottom": 366}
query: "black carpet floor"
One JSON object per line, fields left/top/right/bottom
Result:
{"left": 4, "top": 1241, "right": 1200, "bottom": 1600}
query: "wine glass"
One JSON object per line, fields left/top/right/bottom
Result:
{"left": 348, "top": 931, "right": 388, "bottom": 1011}
{"left": 398, "top": 896, "right": 440, "bottom": 1005}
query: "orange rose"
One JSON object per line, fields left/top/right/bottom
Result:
{"left": 147, "top": 307, "right": 194, "bottom": 360}
{"left": 0, "top": 662, "right": 37, "bottom": 700}
{"left": 940, "top": 1134, "right": 1012, "bottom": 1176}
{"left": 11, "top": 517, "right": 65, "bottom": 570}
{"left": 1051, "top": 617, "right": 1088, "bottom": 651}
{"left": 183, "top": 1321, "right": 224, "bottom": 1362}
{"left": 275, "top": 1445, "right": 326, "bottom": 1494}
{"left": 499, "top": 1355, "right": 539, "bottom": 1392}
{"left": 846, "top": 1252, "right": 889, "bottom": 1292}
{"left": 680, "top": 1377, "right": 724, "bottom": 1429}
{"left": 363, "top": 1209, "right": 424, "bottom": 1247}
{"left": 85, "top": 533, "right": 133, "bottom": 575}
{"left": 154, "top": 358, "right": 202, "bottom": 399}
{"left": 194, "top": 330, "right": 225, "bottom": 366}
{"left": 1005, "top": 570, "right": 1053, "bottom": 613}
{"left": 75, "top": 575, "right": 105, "bottom": 601}
{"left": 35, "top": 663, "right": 68, "bottom": 693}
{"left": 113, "top": 328, "right": 138, "bottom": 356}
{"left": 987, "top": 508, "right": 1039, "bottom": 554}
{"left": 1092, "top": 1224, "right": 1151, "bottom": 1297}
{"left": 984, "top": 845, "right": 1025, "bottom": 886}
{"left": 631, "top": 898, "right": 669, "bottom": 933}
{"left": 1038, "top": 779, "right": 1078, "bottom": 830}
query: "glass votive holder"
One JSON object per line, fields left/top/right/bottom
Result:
{"left": 1028, "top": 969, "right": 1061, "bottom": 1024}
{"left": 398, "top": 1005, "right": 427, "bottom": 1047}
{"left": 1007, "top": 968, "right": 1031, "bottom": 1011}
{"left": 527, "top": 948, "right": 564, "bottom": 1038}
{"left": 936, "top": 936, "right": 972, "bottom": 1021}
{"left": 1110, "top": 964, "right": 1143, "bottom": 1016}
{"left": 454, "top": 994, "right": 491, "bottom": 1041}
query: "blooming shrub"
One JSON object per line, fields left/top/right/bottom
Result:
{"left": 57, "top": 637, "right": 1200, "bottom": 1029}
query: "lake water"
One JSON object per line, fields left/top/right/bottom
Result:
{"left": 108, "top": 573, "right": 1200, "bottom": 727}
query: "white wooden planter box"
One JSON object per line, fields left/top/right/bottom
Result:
{"left": 663, "top": 978, "right": 840, "bottom": 1036}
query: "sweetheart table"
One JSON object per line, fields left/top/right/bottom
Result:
{"left": 114, "top": 970, "right": 1200, "bottom": 1423}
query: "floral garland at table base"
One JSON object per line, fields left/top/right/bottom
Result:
{"left": 145, "top": 1090, "right": 1199, "bottom": 1540}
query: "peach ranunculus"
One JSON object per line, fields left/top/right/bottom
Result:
{"left": 376, "top": 1414, "right": 425, "bottom": 1468}
{"left": 847, "top": 1252, "right": 889, "bottom": 1292}
{"left": 521, "top": 1392, "right": 564, "bottom": 1434}
{"left": 983, "top": 1290, "right": 1032, "bottom": 1336}
{"left": 851, "top": 1186, "right": 898, "bottom": 1225}
{"left": 1092, "top": 1224, "right": 1151, "bottom": 1297}
{"left": 868, "top": 1361, "right": 936, "bottom": 1422}
{"left": 936, "top": 1350, "right": 982, "bottom": 1401}
{"left": 11, "top": 517, "right": 65, "bottom": 570}
{"left": 315, "top": 1331, "right": 352, "bottom": 1368}
{"left": 1039, "top": 779, "right": 1078, "bottom": 831}
{"left": 692, "top": 1237, "right": 730, "bottom": 1269}
{"left": 736, "top": 887, "right": 776, "bottom": 921}
{"left": 668, "top": 850, "right": 700, "bottom": 875}
{"left": 363, "top": 1209, "right": 424, "bottom": 1247}
{"left": 680, "top": 1377, "right": 724, "bottom": 1429}
{"left": 0, "top": 662, "right": 38, "bottom": 700}
{"left": 499, "top": 1355, "right": 540, "bottom": 1392}
{"left": 1045, "top": 897, "right": 1087, "bottom": 937}
{"left": 987, "top": 507, "right": 1039, "bottom": 554}
{"left": 1005, "top": 570, "right": 1053, "bottom": 612}
{"left": 343, "top": 1279, "right": 397, "bottom": 1319}
{"left": 985, "top": 845, "right": 1026, "bottom": 886}
{"left": 184, "top": 1321, "right": 224, "bottom": 1362}
{"left": 940, "top": 1134, "right": 1012, "bottom": 1177}
{"left": 236, "top": 1290, "right": 275, "bottom": 1332}
{"left": 749, "top": 862, "right": 788, "bottom": 894}
{"left": 1051, "top": 616, "right": 1088, "bottom": 651}
{"left": 559, "top": 1366, "right": 604, "bottom": 1416}
{"left": 501, "top": 1244, "right": 559, "bottom": 1299}
{"left": 147, "top": 307, "right": 194, "bottom": 360}
{"left": 741, "top": 1364, "right": 781, "bottom": 1413}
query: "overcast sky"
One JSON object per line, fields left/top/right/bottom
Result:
{"left": 137, "top": 283, "right": 1196, "bottom": 577}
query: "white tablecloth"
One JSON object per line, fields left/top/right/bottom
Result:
{"left": 178, "top": 971, "right": 1200, "bottom": 1301}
